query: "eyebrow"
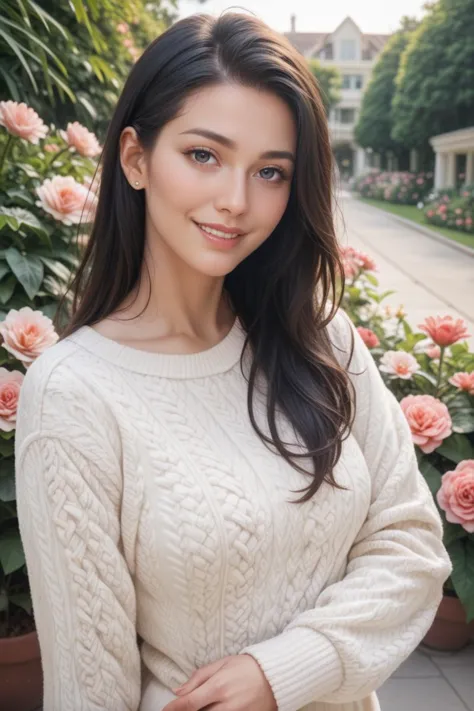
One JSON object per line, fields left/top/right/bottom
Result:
{"left": 179, "top": 128, "right": 295, "bottom": 162}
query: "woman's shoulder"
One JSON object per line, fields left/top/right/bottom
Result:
{"left": 16, "top": 331, "right": 117, "bottom": 448}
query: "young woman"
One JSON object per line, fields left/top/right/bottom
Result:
{"left": 15, "top": 12, "right": 451, "bottom": 711}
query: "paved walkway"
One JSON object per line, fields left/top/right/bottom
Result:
{"left": 336, "top": 194, "right": 474, "bottom": 347}
{"left": 338, "top": 193, "right": 474, "bottom": 710}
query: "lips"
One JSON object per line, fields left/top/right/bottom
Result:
{"left": 194, "top": 221, "right": 244, "bottom": 236}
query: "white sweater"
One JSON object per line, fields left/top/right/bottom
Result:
{"left": 15, "top": 310, "right": 451, "bottom": 711}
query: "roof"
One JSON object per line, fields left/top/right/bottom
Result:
{"left": 283, "top": 17, "right": 390, "bottom": 58}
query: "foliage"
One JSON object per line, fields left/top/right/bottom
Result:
{"left": 352, "top": 170, "right": 434, "bottom": 205}
{"left": 424, "top": 184, "right": 474, "bottom": 234}
{"left": 340, "top": 249, "right": 474, "bottom": 622}
{"left": 355, "top": 18, "right": 418, "bottom": 156}
{"left": 0, "top": 108, "right": 98, "bottom": 638}
{"left": 307, "top": 60, "right": 341, "bottom": 115}
{"left": 392, "top": 0, "right": 474, "bottom": 150}
{"left": 0, "top": 0, "right": 177, "bottom": 138}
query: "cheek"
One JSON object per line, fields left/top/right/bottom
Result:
{"left": 252, "top": 184, "right": 291, "bottom": 232}
{"left": 148, "top": 154, "right": 208, "bottom": 213}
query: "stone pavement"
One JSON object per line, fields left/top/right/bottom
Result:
{"left": 336, "top": 193, "right": 474, "bottom": 348}
{"left": 338, "top": 192, "right": 474, "bottom": 710}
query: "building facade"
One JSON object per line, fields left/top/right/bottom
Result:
{"left": 284, "top": 16, "right": 390, "bottom": 179}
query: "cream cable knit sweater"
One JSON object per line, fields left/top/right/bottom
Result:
{"left": 15, "top": 310, "right": 451, "bottom": 711}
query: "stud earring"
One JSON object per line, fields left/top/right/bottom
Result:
{"left": 134, "top": 180, "right": 140, "bottom": 188}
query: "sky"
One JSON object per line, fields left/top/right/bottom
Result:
{"left": 178, "top": 0, "right": 428, "bottom": 35}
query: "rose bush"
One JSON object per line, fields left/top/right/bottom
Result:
{"left": 351, "top": 170, "right": 434, "bottom": 205}
{"left": 424, "top": 184, "right": 474, "bottom": 235}
{"left": 340, "top": 244, "right": 474, "bottom": 622}
{"left": 0, "top": 101, "right": 99, "bottom": 637}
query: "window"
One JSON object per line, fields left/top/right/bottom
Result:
{"left": 319, "top": 43, "right": 333, "bottom": 60}
{"left": 340, "top": 39, "right": 356, "bottom": 60}
{"left": 342, "top": 75, "right": 351, "bottom": 89}
{"left": 335, "top": 108, "right": 356, "bottom": 124}
{"left": 355, "top": 74, "right": 363, "bottom": 89}
{"left": 342, "top": 74, "right": 364, "bottom": 90}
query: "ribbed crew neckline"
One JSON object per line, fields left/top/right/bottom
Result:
{"left": 67, "top": 317, "right": 246, "bottom": 379}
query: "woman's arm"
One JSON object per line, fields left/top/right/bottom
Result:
{"left": 15, "top": 360, "right": 141, "bottom": 711}
{"left": 238, "top": 309, "right": 452, "bottom": 711}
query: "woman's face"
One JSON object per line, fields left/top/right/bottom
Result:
{"left": 126, "top": 83, "right": 296, "bottom": 277}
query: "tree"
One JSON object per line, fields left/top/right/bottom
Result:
{"left": 308, "top": 60, "right": 341, "bottom": 115}
{"left": 355, "top": 17, "right": 418, "bottom": 163}
{"left": 392, "top": 0, "right": 474, "bottom": 151}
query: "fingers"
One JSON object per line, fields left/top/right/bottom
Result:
{"left": 163, "top": 678, "right": 220, "bottom": 711}
{"left": 174, "top": 658, "right": 229, "bottom": 696}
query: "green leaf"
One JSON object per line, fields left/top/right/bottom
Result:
{"left": 0, "top": 208, "right": 47, "bottom": 237}
{"left": 0, "top": 275, "right": 17, "bottom": 305}
{"left": 0, "top": 263, "right": 10, "bottom": 281}
{"left": 0, "top": 437, "right": 14, "bottom": 456}
{"left": 39, "top": 257, "right": 71, "bottom": 283}
{"left": 365, "top": 273, "right": 379, "bottom": 287}
{"left": 9, "top": 592, "right": 32, "bottom": 615}
{"left": 437, "top": 434, "right": 474, "bottom": 463}
{"left": 449, "top": 538, "right": 474, "bottom": 624}
{"left": 0, "top": 532, "right": 25, "bottom": 575}
{"left": 0, "top": 471, "right": 15, "bottom": 503}
{"left": 444, "top": 521, "right": 466, "bottom": 548}
{"left": 418, "top": 457, "right": 441, "bottom": 497}
{"left": 5, "top": 189, "right": 34, "bottom": 206}
{"left": 5, "top": 248, "right": 44, "bottom": 300}
{"left": 403, "top": 320, "right": 413, "bottom": 338}
{"left": 451, "top": 409, "right": 474, "bottom": 434}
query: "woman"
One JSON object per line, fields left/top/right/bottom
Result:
{"left": 15, "top": 12, "right": 451, "bottom": 711}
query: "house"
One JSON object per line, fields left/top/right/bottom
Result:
{"left": 285, "top": 16, "right": 390, "bottom": 179}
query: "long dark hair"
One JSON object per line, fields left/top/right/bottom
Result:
{"left": 60, "top": 12, "right": 355, "bottom": 503}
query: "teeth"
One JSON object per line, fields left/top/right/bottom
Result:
{"left": 198, "top": 224, "right": 239, "bottom": 239}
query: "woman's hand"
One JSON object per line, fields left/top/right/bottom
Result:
{"left": 162, "top": 654, "right": 277, "bottom": 711}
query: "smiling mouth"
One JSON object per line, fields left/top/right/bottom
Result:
{"left": 194, "top": 221, "right": 245, "bottom": 240}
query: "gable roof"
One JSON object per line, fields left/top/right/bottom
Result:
{"left": 284, "top": 16, "right": 390, "bottom": 58}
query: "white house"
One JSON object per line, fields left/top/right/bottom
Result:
{"left": 284, "top": 16, "right": 390, "bottom": 178}
{"left": 430, "top": 127, "right": 474, "bottom": 190}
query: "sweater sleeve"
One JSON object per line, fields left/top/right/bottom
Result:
{"left": 239, "top": 309, "right": 452, "bottom": 711}
{"left": 15, "top": 364, "right": 141, "bottom": 711}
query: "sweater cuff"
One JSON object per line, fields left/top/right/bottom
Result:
{"left": 240, "top": 627, "right": 343, "bottom": 711}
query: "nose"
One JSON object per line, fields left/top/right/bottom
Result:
{"left": 214, "top": 169, "right": 249, "bottom": 216}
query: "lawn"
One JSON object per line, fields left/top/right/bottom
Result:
{"left": 358, "top": 198, "right": 474, "bottom": 251}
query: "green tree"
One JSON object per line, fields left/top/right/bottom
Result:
{"left": 0, "top": 1, "right": 178, "bottom": 138}
{"left": 355, "top": 17, "right": 418, "bottom": 165}
{"left": 308, "top": 60, "right": 341, "bottom": 114}
{"left": 392, "top": 0, "right": 474, "bottom": 151}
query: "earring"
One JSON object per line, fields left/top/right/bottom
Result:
{"left": 134, "top": 180, "right": 140, "bottom": 188}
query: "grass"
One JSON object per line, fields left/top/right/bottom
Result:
{"left": 358, "top": 198, "right": 474, "bottom": 251}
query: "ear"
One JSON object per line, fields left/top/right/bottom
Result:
{"left": 119, "top": 126, "right": 148, "bottom": 190}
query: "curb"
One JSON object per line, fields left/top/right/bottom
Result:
{"left": 355, "top": 198, "right": 474, "bottom": 259}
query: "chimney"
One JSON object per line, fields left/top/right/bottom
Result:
{"left": 290, "top": 14, "right": 296, "bottom": 33}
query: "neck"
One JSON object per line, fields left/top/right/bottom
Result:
{"left": 119, "top": 231, "right": 234, "bottom": 340}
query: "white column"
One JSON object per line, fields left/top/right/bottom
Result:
{"left": 465, "top": 152, "right": 474, "bottom": 185}
{"left": 434, "top": 152, "right": 444, "bottom": 190}
{"left": 355, "top": 146, "right": 366, "bottom": 176}
{"left": 446, "top": 152, "right": 456, "bottom": 188}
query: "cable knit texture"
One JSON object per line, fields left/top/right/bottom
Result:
{"left": 15, "top": 309, "right": 452, "bottom": 711}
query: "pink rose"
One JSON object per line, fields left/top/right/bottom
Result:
{"left": 425, "top": 343, "right": 441, "bottom": 359}
{"left": 0, "top": 100, "right": 48, "bottom": 144}
{"left": 0, "top": 307, "right": 58, "bottom": 365}
{"left": 0, "top": 368, "right": 24, "bottom": 432}
{"left": 437, "top": 460, "right": 474, "bottom": 533}
{"left": 36, "top": 175, "right": 98, "bottom": 225}
{"left": 449, "top": 372, "right": 474, "bottom": 395}
{"left": 456, "top": 219, "right": 463, "bottom": 226}
{"left": 59, "top": 121, "right": 101, "bottom": 158}
{"left": 116, "top": 22, "right": 129, "bottom": 34}
{"left": 380, "top": 350, "right": 420, "bottom": 379}
{"left": 357, "top": 327, "right": 380, "bottom": 349}
{"left": 466, "top": 217, "right": 473, "bottom": 226}
{"left": 418, "top": 315, "right": 470, "bottom": 347}
{"left": 44, "top": 143, "right": 60, "bottom": 153}
{"left": 400, "top": 394, "right": 452, "bottom": 454}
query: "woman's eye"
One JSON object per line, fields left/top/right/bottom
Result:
{"left": 259, "top": 167, "right": 284, "bottom": 182}
{"left": 191, "top": 149, "right": 215, "bottom": 164}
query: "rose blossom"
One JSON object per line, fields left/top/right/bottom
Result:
{"left": 0, "top": 369, "right": 24, "bottom": 432}
{"left": 356, "top": 327, "right": 380, "bottom": 349}
{"left": 400, "top": 394, "right": 452, "bottom": 454}
{"left": 380, "top": 351, "right": 420, "bottom": 379}
{"left": 0, "top": 100, "right": 48, "bottom": 144}
{"left": 44, "top": 143, "right": 60, "bottom": 153}
{"left": 437, "top": 460, "right": 474, "bottom": 533}
{"left": 0, "top": 307, "right": 58, "bottom": 365}
{"left": 418, "top": 315, "right": 470, "bottom": 347}
{"left": 116, "top": 22, "right": 129, "bottom": 33}
{"left": 425, "top": 343, "right": 441, "bottom": 359}
{"left": 36, "top": 175, "right": 98, "bottom": 225}
{"left": 59, "top": 121, "right": 101, "bottom": 158}
{"left": 449, "top": 372, "right": 474, "bottom": 395}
